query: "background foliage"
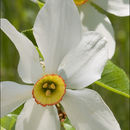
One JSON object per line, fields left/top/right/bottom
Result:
{"left": 0, "top": 0, "right": 129, "bottom": 130}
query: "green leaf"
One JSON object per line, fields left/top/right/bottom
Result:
{"left": 62, "top": 118, "right": 75, "bottom": 130}
{"left": 0, "top": 105, "right": 24, "bottom": 130}
{"left": 95, "top": 60, "right": 130, "bottom": 98}
{"left": 0, "top": 114, "right": 17, "bottom": 130}
{"left": 0, "top": 126, "right": 6, "bottom": 130}
{"left": 11, "top": 104, "right": 24, "bottom": 115}
{"left": 62, "top": 123, "right": 75, "bottom": 130}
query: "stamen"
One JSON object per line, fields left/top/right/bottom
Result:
{"left": 56, "top": 104, "right": 67, "bottom": 122}
{"left": 49, "top": 83, "right": 56, "bottom": 89}
{"left": 42, "top": 83, "right": 48, "bottom": 89}
{"left": 45, "top": 90, "right": 51, "bottom": 96}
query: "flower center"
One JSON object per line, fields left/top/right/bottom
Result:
{"left": 74, "top": 0, "right": 88, "bottom": 6}
{"left": 32, "top": 74, "right": 66, "bottom": 107}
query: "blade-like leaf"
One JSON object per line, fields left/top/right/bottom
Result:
{"left": 62, "top": 123, "right": 75, "bottom": 130}
{"left": 62, "top": 118, "right": 75, "bottom": 130}
{"left": 11, "top": 104, "right": 24, "bottom": 115}
{"left": 95, "top": 60, "right": 129, "bottom": 98}
{"left": 0, "top": 114, "right": 17, "bottom": 130}
{"left": 0, "top": 105, "right": 24, "bottom": 130}
{"left": 0, "top": 126, "right": 6, "bottom": 130}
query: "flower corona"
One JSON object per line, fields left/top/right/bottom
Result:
{"left": 32, "top": 74, "right": 66, "bottom": 107}
{"left": 74, "top": 0, "right": 88, "bottom": 6}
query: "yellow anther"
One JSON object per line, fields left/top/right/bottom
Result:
{"left": 43, "top": 83, "right": 48, "bottom": 89}
{"left": 45, "top": 90, "right": 51, "bottom": 96}
{"left": 49, "top": 83, "right": 56, "bottom": 89}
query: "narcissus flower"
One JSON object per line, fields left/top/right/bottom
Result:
{"left": 0, "top": 0, "right": 120, "bottom": 130}
{"left": 74, "top": 0, "right": 129, "bottom": 59}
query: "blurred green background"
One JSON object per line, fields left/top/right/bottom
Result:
{"left": 0, "top": 0, "right": 129, "bottom": 130}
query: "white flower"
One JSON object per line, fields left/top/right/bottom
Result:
{"left": 0, "top": 0, "right": 120, "bottom": 130}
{"left": 32, "top": 0, "right": 129, "bottom": 59}
{"left": 74, "top": 0, "right": 129, "bottom": 59}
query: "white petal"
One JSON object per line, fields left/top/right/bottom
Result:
{"left": 15, "top": 98, "right": 60, "bottom": 130}
{"left": 61, "top": 89, "right": 121, "bottom": 130}
{"left": 79, "top": 3, "right": 115, "bottom": 58}
{"left": 33, "top": 0, "right": 81, "bottom": 73}
{"left": 0, "top": 81, "right": 33, "bottom": 117}
{"left": 91, "top": 0, "right": 129, "bottom": 16}
{"left": 0, "top": 19, "right": 43, "bottom": 84}
{"left": 58, "top": 32, "right": 108, "bottom": 89}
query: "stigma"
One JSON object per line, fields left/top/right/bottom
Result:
{"left": 32, "top": 74, "right": 66, "bottom": 107}
{"left": 42, "top": 82, "right": 56, "bottom": 96}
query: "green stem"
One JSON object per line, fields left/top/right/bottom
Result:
{"left": 37, "top": 0, "right": 45, "bottom": 8}
{"left": 94, "top": 81, "right": 130, "bottom": 98}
